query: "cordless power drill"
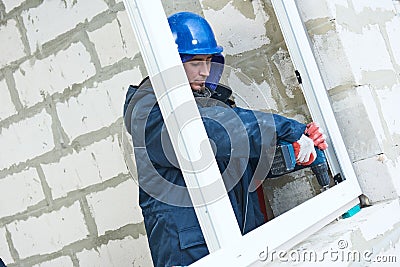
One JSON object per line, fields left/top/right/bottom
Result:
{"left": 269, "top": 141, "right": 330, "bottom": 191}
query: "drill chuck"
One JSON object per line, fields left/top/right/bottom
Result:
{"left": 311, "top": 162, "right": 330, "bottom": 188}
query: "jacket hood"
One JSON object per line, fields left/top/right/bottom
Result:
{"left": 123, "top": 77, "right": 153, "bottom": 135}
{"left": 123, "top": 77, "right": 234, "bottom": 135}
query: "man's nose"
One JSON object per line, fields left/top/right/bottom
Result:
{"left": 199, "top": 62, "right": 210, "bottom": 76}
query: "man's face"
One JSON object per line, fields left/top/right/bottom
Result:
{"left": 183, "top": 54, "right": 212, "bottom": 91}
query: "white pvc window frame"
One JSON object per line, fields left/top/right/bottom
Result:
{"left": 122, "top": 0, "right": 363, "bottom": 266}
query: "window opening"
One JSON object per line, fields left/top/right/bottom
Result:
{"left": 122, "top": 0, "right": 363, "bottom": 266}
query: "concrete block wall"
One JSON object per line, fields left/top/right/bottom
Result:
{"left": 297, "top": 0, "right": 400, "bottom": 202}
{"left": 1, "top": 0, "right": 399, "bottom": 266}
{"left": 0, "top": 0, "right": 320, "bottom": 265}
{"left": 0, "top": 0, "right": 151, "bottom": 266}
{"left": 270, "top": 199, "right": 400, "bottom": 266}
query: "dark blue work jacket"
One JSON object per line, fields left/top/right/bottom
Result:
{"left": 123, "top": 78, "right": 306, "bottom": 267}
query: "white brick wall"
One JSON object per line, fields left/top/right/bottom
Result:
{"left": 356, "top": 86, "right": 387, "bottom": 149}
{"left": 1, "top": 0, "right": 399, "bottom": 266}
{"left": 7, "top": 202, "right": 89, "bottom": 259}
{"left": 312, "top": 32, "right": 354, "bottom": 90}
{"left": 2, "top": 0, "right": 25, "bottom": 13}
{"left": 229, "top": 70, "right": 278, "bottom": 111}
{"left": 297, "top": 0, "right": 332, "bottom": 21}
{"left": 88, "top": 20, "right": 128, "bottom": 67}
{"left": 0, "top": 79, "right": 17, "bottom": 120}
{"left": 56, "top": 69, "right": 141, "bottom": 140}
{"left": 15, "top": 42, "right": 96, "bottom": 107}
{"left": 42, "top": 135, "right": 128, "bottom": 199}
{"left": 351, "top": 0, "right": 395, "bottom": 13}
{"left": 86, "top": 179, "right": 143, "bottom": 236}
{"left": 385, "top": 16, "right": 400, "bottom": 66}
{"left": 32, "top": 256, "right": 73, "bottom": 267}
{"left": 377, "top": 85, "right": 400, "bottom": 135}
{"left": 0, "top": 227, "right": 13, "bottom": 264}
{"left": 21, "top": 0, "right": 108, "bottom": 52}
{"left": 355, "top": 198, "right": 400, "bottom": 241}
{"left": 0, "top": 109, "right": 54, "bottom": 170}
{"left": 326, "top": 0, "right": 349, "bottom": 12}
{"left": 280, "top": 199, "right": 400, "bottom": 267}
{"left": 353, "top": 155, "right": 398, "bottom": 201}
{"left": 0, "top": 168, "right": 45, "bottom": 218}
{"left": 338, "top": 24, "right": 393, "bottom": 83}
{"left": 88, "top": 11, "right": 139, "bottom": 67}
{"left": 117, "top": 11, "right": 140, "bottom": 58}
{"left": 0, "top": 19, "right": 26, "bottom": 68}
{"left": 76, "top": 236, "right": 152, "bottom": 267}
{"left": 203, "top": 2, "right": 270, "bottom": 55}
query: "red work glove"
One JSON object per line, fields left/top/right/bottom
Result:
{"left": 292, "top": 134, "right": 316, "bottom": 166}
{"left": 305, "top": 122, "right": 328, "bottom": 150}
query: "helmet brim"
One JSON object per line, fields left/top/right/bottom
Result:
{"left": 178, "top": 46, "right": 223, "bottom": 55}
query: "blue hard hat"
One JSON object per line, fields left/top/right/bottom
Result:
{"left": 168, "top": 12, "right": 225, "bottom": 90}
{"left": 168, "top": 12, "right": 223, "bottom": 55}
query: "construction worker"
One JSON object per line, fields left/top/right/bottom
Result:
{"left": 123, "top": 11, "right": 327, "bottom": 267}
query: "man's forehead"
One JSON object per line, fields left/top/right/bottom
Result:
{"left": 190, "top": 55, "right": 213, "bottom": 60}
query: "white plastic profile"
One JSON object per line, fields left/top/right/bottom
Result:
{"left": 122, "top": 0, "right": 363, "bottom": 266}
{"left": 270, "top": 0, "right": 361, "bottom": 187}
{"left": 193, "top": 0, "right": 363, "bottom": 266}
{"left": 121, "top": 0, "right": 242, "bottom": 253}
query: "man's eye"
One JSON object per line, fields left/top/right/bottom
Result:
{"left": 187, "top": 59, "right": 212, "bottom": 67}
{"left": 190, "top": 61, "right": 201, "bottom": 66}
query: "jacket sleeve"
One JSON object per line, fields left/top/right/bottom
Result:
{"left": 199, "top": 106, "right": 306, "bottom": 162}
{"left": 236, "top": 106, "right": 306, "bottom": 142}
{"left": 135, "top": 101, "right": 306, "bottom": 168}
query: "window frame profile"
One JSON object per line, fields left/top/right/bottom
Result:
{"left": 122, "top": 0, "right": 363, "bottom": 266}
{"left": 194, "top": 1, "right": 363, "bottom": 265}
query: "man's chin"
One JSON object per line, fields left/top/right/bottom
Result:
{"left": 192, "top": 87, "right": 212, "bottom": 98}
{"left": 191, "top": 86, "right": 206, "bottom": 92}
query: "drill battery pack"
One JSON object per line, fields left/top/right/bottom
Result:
{"left": 270, "top": 144, "right": 296, "bottom": 176}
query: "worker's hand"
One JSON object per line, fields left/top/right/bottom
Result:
{"left": 305, "top": 122, "right": 328, "bottom": 150}
{"left": 293, "top": 134, "right": 316, "bottom": 165}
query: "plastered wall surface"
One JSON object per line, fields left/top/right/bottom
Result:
{"left": 297, "top": 0, "right": 400, "bottom": 202}
{"left": 271, "top": 199, "right": 400, "bottom": 267}
{"left": 0, "top": 0, "right": 399, "bottom": 266}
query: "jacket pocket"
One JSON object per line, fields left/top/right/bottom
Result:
{"left": 172, "top": 208, "right": 209, "bottom": 265}
{"left": 177, "top": 226, "right": 206, "bottom": 249}
{"left": 177, "top": 225, "right": 208, "bottom": 265}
